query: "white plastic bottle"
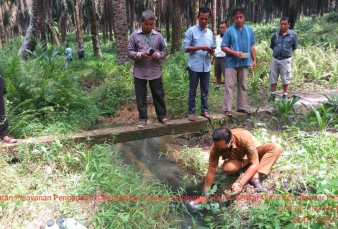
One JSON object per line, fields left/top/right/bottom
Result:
{"left": 59, "top": 218, "right": 87, "bottom": 229}
{"left": 45, "top": 219, "right": 59, "bottom": 229}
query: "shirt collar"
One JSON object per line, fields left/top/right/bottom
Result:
{"left": 137, "top": 27, "right": 158, "bottom": 35}
{"left": 197, "top": 24, "right": 208, "bottom": 31}
{"left": 279, "top": 29, "right": 291, "bottom": 35}
{"left": 231, "top": 137, "right": 237, "bottom": 149}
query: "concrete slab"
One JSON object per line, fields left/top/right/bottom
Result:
{"left": 1, "top": 113, "right": 250, "bottom": 150}
{"left": 2, "top": 90, "right": 337, "bottom": 151}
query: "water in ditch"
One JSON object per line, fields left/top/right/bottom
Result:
{"left": 112, "top": 135, "right": 205, "bottom": 228}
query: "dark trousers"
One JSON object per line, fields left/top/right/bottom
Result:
{"left": 134, "top": 76, "right": 167, "bottom": 122}
{"left": 0, "top": 77, "right": 8, "bottom": 138}
{"left": 188, "top": 68, "right": 210, "bottom": 114}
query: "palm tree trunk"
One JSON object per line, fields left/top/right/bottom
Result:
{"left": 18, "top": 0, "right": 44, "bottom": 59}
{"left": 194, "top": 0, "right": 199, "bottom": 25}
{"left": 0, "top": 6, "right": 6, "bottom": 47}
{"left": 129, "top": 0, "right": 136, "bottom": 34}
{"left": 74, "top": 0, "right": 83, "bottom": 43}
{"left": 112, "top": 0, "right": 128, "bottom": 65}
{"left": 212, "top": 0, "right": 216, "bottom": 39}
{"left": 165, "top": 0, "right": 171, "bottom": 42}
{"left": 86, "top": 0, "right": 102, "bottom": 57}
{"left": 171, "top": 0, "right": 182, "bottom": 54}
{"left": 60, "top": 12, "right": 67, "bottom": 43}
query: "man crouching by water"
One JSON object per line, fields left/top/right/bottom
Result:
{"left": 190, "top": 128, "right": 283, "bottom": 207}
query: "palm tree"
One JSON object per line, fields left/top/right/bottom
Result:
{"left": 171, "top": 0, "right": 182, "bottom": 54}
{"left": 0, "top": 4, "right": 6, "bottom": 47}
{"left": 85, "top": 0, "right": 102, "bottom": 57}
{"left": 74, "top": 0, "right": 83, "bottom": 43}
{"left": 18, "top": 0, "right": 44, "bottom": 59}
{"left": 212, "top": 0, "right": 216, "bottom": 39}
{"left": 194, "top": 0, "right": 199, "bottom": 24}
{"left": 112, "top": 0, "right": 128, "bottom": 65}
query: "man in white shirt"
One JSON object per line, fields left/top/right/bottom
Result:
{"left": 211, "top": 21, "right": 227, "bottom": 90}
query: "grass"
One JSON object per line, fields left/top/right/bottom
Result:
{"left": 173, "top": 124, "right": 338, "bottom": 228}
{"left": 0, "top": 140, "right": 181, "bottom": 228}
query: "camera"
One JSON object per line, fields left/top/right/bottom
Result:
{"left": 147, "top": 48, "right": 155, "bottom": 56}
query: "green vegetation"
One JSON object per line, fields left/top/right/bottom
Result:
{"left": 0, "top": 141, "right": 180, "bottom": 228}
{"left": 0, "top": 13, "right": 338, "bottom": 228}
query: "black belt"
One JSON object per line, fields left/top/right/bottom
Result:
{"left": 274, "top": 56, "right": 291, "bottom": 60}
{"left": 216, "top": 56, "right": 225, "bottom": 59}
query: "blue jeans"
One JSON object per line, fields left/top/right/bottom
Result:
{"left": 187, "top": 67, "right": 210, "bottom": 114}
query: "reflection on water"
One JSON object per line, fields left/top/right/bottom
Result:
{"left": 113, "top": 136, "right": 205, "bottom": 228}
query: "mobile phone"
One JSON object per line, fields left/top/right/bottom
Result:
{"left": 148, "top": 48, "right": 155, "bottom": 56}
{"left": 211, "top": 46, "right": 216, "bottom": 49}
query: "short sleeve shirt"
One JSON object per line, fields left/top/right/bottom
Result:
{"left": 270, "top": 29, "right": 298, "bottom": 58}
{"left": 209, "top": 128, "right": 258, "bottom": 168}
{"left": 221, "top": 25, "right": 256, "bottom": 68}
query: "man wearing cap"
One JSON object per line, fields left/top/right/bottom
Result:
{"left": 191, "top": 127, "right": 283, "bottom": 206}
{"left": 268, "top": 16, "right": 298, "bottom": 102}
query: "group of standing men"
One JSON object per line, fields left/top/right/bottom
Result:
{"left": 127, "top": 6, "right": 298, "bottom": 128}
{"left": 127, "top": 6, "right": 296, "bottom": 203}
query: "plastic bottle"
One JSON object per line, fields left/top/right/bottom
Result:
{"left": 45, "top": 219, "right": 59, "bottom": 229}
{"left": 58, "top": 218, "right": 87, "bottom": 229}
{"left": 185, "top": 200, "right": 201, "bottom": 211}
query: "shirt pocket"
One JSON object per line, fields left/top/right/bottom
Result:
{"left": 192, "top": 35, "right": 200, "bottom": 46}
{"left": 205, "top": 38, "right": 213, "bottom": 47}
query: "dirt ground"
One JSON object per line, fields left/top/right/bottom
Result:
{"left": 92, "top": 89, "right": 338, "bottom": 129}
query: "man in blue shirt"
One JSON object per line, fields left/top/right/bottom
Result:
{"left": 268, "top": 16, "right": 298, "bottom": 102}
{"left": 65, "top": 43, "right": 73, "bottom": 62}
{"left": 183, "top": 7, "right": 214, "bottom": 121}
{"left": 221, "top": 7, "right": 257, "bottom": 117}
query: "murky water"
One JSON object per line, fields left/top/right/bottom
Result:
{"left": 112, "top": 136, "right": 205, "bottom": 228}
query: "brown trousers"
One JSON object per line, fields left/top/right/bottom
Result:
{"left": 222, "top": 67, "right": 248, "bottom": 111}
{"left": 222, "top": 143, "right": 283, "bottom": 176}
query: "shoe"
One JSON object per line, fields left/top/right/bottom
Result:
{"left": 282, "top": 94, "right": 288, "bottom": 100}
{"left": 137, "top": 121, "right": 146, "bottom": 128}
{"left": 1, "top": 135, "right": 17, "bottom": 144}
{"left": 188, "top": 114, "right": 195, "bottom": 121}
{"left": 160, "top": 118, "right": 171, "bottom": 125}
{"left": 237, "top": 109, "right": 252, "bottom": 115}
{"left": 215, "top": 85, "right": 221, "bottom": 90}
{"left": 225, "top": 111, "right": 232, "bottom": 117}
{"left": 200, "top": 111, "right": 211, "bottom": 119}
{"left": 249, "top": 178, "right": 268, "bottom": 192}
{"left": 268, "top": 94, "right": 276, "bottom": 102}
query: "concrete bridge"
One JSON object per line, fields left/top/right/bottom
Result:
{"left": 1, "top": 89, "right": 336, "bottom": 151}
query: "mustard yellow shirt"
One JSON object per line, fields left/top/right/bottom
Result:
{"left": 209, "top": 128, "right": 258, "bottom": 168}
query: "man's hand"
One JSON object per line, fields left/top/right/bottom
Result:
{"left": 150, "top": 52, "right": 159, "bottom": 60}
{"left": 251, "top": 60, "right": 257, "bottom": 70}
{"left": 199, "top": 45, "right": 214, "bottom": 55}
{"left": 233, "top": 51, "right": 244, "bottom": 59}
{"left": 193, "top": 196, "right": 208, "bottom": 205}
{"left": 141, "top": 52, "right": 151, "bottom": 59}
{"left": 231, "top": 182, "right": 243, "bottom": 194}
